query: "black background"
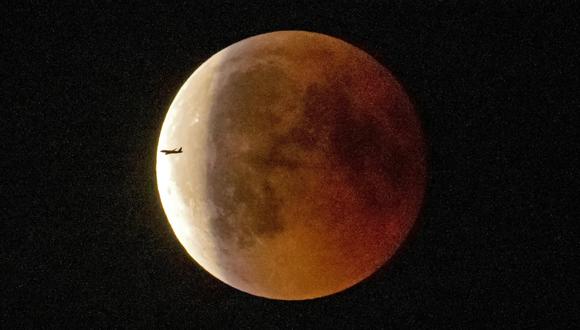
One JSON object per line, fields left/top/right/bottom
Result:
{"left": 2, "top": 1, "right": 578, "bottom": 328}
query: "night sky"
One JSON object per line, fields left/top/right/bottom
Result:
{"left": 3, "top": 1, "right": 578, "bottom": 327}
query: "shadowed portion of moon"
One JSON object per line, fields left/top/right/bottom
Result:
{"left": 302, "top": 81, "right": 410, "bottom": 218}
{"left": 206, "top": 63, "right": 295, "bottom": 249}
{"left": 157, "top": 31, "right": 426, "bottom": 300}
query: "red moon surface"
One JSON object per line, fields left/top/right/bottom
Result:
{"left": 156, "top": 31, "right": 427, "bottom": 300}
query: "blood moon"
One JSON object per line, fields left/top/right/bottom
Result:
{"left": 156, "top": 31, "right": 426, "bottom": 300}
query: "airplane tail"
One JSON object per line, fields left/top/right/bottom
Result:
{"left": 178, "top": 147, "right": 182, "bottom": 152}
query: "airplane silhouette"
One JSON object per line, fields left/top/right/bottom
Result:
{"left": 160, "top": 147, "right": 183, "bottom": 155}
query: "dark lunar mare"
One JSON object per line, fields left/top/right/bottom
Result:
{"left": 294, "top": 75, "right": 412, "bottom": 220}
{"left": 205, "top": 61, "right": 295, "bottom": 251}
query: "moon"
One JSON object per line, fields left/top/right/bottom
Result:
{"left": 156, "top": 31, "right": 426, "bottom": 300}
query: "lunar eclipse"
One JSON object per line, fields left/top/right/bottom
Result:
{"left": 156, "top": 31, "right": 427, "bottom": 300}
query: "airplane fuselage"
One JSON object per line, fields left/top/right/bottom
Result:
{"left": 160, "top": 147, "right": 183, "bottom": 155}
